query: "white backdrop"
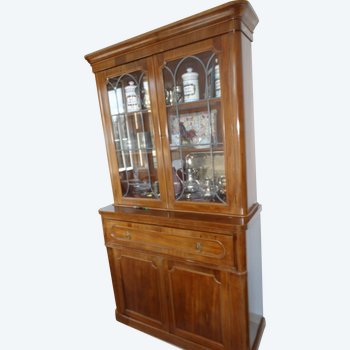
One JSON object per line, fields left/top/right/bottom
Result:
{"left": 1, "top": 1, "right": 350, "bottom": 349}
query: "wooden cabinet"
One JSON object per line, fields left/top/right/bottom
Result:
{"left": 86, "top": 1, "right": 265, "bottom": 349}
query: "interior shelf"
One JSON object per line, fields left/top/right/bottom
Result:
{"left": 166, "top": 97, "right": 221, "bottom": 112}
{"left": 169, "top": 143, "right": 224, "bottom": 152}
{"left": 111, "top": 108, "right": 151, "bottom": 117}
{"left": 116, "top": 147, "right": 155, "bottom": 153}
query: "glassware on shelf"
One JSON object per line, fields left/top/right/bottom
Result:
{"left": 173, "top": 85, "right": 183, "bottom": 104}
{"left": 165, "top": 85, "right": 183, "bottom": 106}
{"left": 165, "top": 88, "right": 174, "bottom": 105}
{"left": 128, "top": 179, "right": 151, "bottom": 197}
{"left": 183, "top": 167, "right": 201, "bottom": 199}
{"left": 141, "top": 80, "right": 151, "bottom": 109}
{"left": 152, "top": 181, "right": 160, "bottom": 198}
{"left": 200, "top": 178, "right": 219, "bottom": 200}
{"left": 216, "top": 175, "right": 226, "bottom": 200}
{"left": 168, "top": 151, "right": 225, "bottom": 202}
{"left": 181, "top": 155, "right": 201, "bottom": 199}
{"left": 172, "top": 167, "right": 182, "bottom": 197}
{"left": 182, "top": 68, "right": 199, "bottom": 102}
{"left": 125, "top": 81, "right": 140, "bottom": 112}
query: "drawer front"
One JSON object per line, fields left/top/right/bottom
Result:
{"left": 104, "top": 220, "right": 234, "bottom": 267}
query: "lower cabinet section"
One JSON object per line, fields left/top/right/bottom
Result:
{"left": 103, "top": 214, "right": 265, "bottom": 350}
{"left": 107, "top": 245, "right": 264, "bottom": 350}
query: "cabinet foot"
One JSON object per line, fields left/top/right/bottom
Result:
{"left": 252, "top": 317, "right": 266, "bottom": 350}
{"left": 116, "top": 311, "right": 266, "bottom": 350}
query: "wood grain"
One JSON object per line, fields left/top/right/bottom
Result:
{"left": 87, "top": 1, "right": 264, "bottom": 349}
{"left": 167, "top": 262, "right": 224, "bottom": 348}
{"left": 105, "top": 221, "right": 234, "bottom": 266}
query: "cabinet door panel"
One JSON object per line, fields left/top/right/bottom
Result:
{"left": 154, "top": 37, "right": 235, "bottom": 214}
{"left": 108, "top": 248, "right": 168, "bottom": 330}
{"left": 96, "top": 58, "right": 167, "bottom": 209}
{"left": 166, "top": 261, "right": 226, "bottom": 349}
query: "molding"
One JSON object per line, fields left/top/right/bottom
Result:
{"left": 116, "top": 312, "right": 211, "bottom": 350}
{"left": 99, "top": 202, "right": 261, "bottom": 232}
{"left": 85, "top": 1, "right": 258, "bottom": 72}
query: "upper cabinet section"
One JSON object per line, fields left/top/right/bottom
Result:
{"left": 86, "top": 1, "right": 259, "bottom": 216}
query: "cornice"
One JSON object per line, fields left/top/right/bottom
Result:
{"left": 85, "top": 1, "right": 258, "bottom": 72}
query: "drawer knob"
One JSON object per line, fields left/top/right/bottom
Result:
{"left": 124, "top": 231, "right": 131, "bottom": 240}
{"left": 195, "top": 242, "right": 203, "bottom": 252}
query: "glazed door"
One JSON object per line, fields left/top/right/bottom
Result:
{"left": 154, "top": 36, "right": 236, "bottom": 214}
{"left": 107, "top": 248, "right": 169, "bottom": 330}
{"left": 96, "top": 58, "right": 167, "bottom": 209}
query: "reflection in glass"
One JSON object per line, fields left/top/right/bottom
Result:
{"left": 107, "top": 71, "right": 159, "bottom": 199}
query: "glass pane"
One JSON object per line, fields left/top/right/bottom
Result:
{"left": 107, "top": 71, "right": 160, "bottom": 199}
{"left": 163, "top": 51, "right": 226, "bottom": 203}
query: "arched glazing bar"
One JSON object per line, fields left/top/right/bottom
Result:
{"left": 107, "top": 71, "right": 158, "bottom": 199}
{"left": 163, "top": 51, "right": 225, "bottom": 203}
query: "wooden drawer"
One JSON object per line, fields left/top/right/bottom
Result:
{"left": 103, "top": 220, "right": 234, "bottom": 267}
